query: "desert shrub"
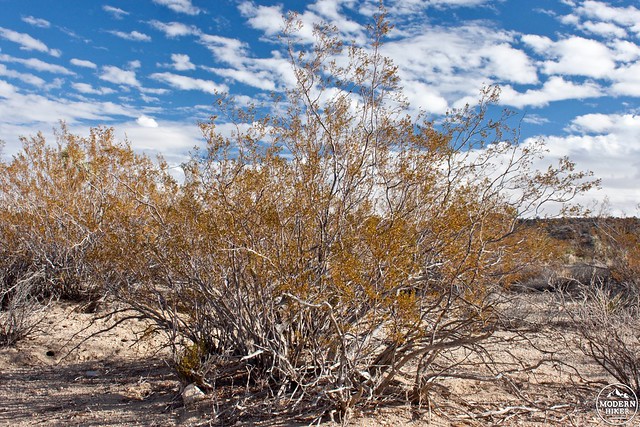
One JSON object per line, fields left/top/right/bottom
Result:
{"left": 105, "top": 14, "right": 596, "bottom": 419}
{"left": 0, "top": 125, "right": 172, "bottom": 343}
{"left": 568, "top": 283, "right": 640, "bottom": 396}
{"left": 562, "top": 218, "right": 640, "bottom": 395}
{"left": 0, "top": 257, "right": 50, "bottom": 346}
{"left": 0, "top": 11, "right": 596, "bottom": 419}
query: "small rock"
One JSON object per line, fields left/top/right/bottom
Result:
{"left": 45, "top": 350, "right": 55, "bottom": 357}
{"left": 182, "top": 383, "right": 206, "bottom": 406}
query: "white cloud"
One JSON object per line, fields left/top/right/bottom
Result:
{"left": 0, "top": 54, "right": 75, "bottom": 75}
{"left": 531, "top": 112, "right": 640, "bottom": 215}
{"left": 0, "top": 64, "right": 46, "bottom": 86}
{"left": 136, "top": 115, "right": 159, "bottom": 128}
{"left": 611, "top": 40, "right": 640, "bottom": 63}
{"left": 522, "top": 114, "right": 550, "bottom": 126}
{"left": 403, "top": 81, "right": 449, "bottom": 114}
{"left": 238, "top": 3, "right": 284, "bottom": 37}
{"left": 171, "top": 53, "right": 195, "bottom": 71}
{"left": 560, "top": 13, "right": 580, "bottom": 26}
{"left": 118, "top": 120, "right": 202, "bottom": 170}
{"left": 579, "top": 20, "right": 627, "bottom": 38}
{"left": 0, "top": 27, "right": 61, "bottom": 56}
{"left": 100, "top": 66, "right": 141, "bottom": 87}
{"left": 425, "top": 0, "right": 492, "bottom": 7}
{"left": 0, "top": 79, "right": 136, "bottom": 126}
{"left": 148, "top": 20, "right": 199, "bottom": 38}
{"left": 198, "top": 34, "right": 248, "bottom": 68}
{"left": 0, "top": 81, "right": 196, "bottom": 167}
{"left": 541, "top": 37, "right": 616, "bottom": 79}
{"left": 205, "top": 67, "right": 276, "bottom": 91}
{"left": 611, "top": 62, "right": 640, "bottom": 96}
{"left": 152, "top": 0, "right": 201, "bottom": 15}
{"left": 108, "top": 30, "right": 152, "bottom": 42}
{"left": 151, "top": 72, "right": 227, "bottom": 94}
{"left": 382, "top": 24, "right": 536, "bottom": 104}
{"left": 575, "top": 1, "right": 640, "bottom": 36}
{"left": 21, "top": 16, "right": 51, "bottom": 28}
{"left": 247, "top": 56, "right": 298, "bottom": 90}
{"left": 72, "top": 82, "right": 116, "bottom": 95}
{"left": 499, "top": 76, "right": 603, "bottom": 108}
{"left": 240, "top": 1, "right": 363, "bottom": 44}
{"left": 307, "top": 0, "right": 363, "bottom": 35}
{"left": 128, "top": 60, "right": 142, "bottom": 70}
{"left": 569, "top": 113, "right": 640, "bottom": 135}
{"left": 70, "top": 58, "right": 98, "bottom": 69}
{"left": 481, "top": 43, "right": 538, "bottom": 85}
{"left": 140, "top": 87, "right": 169, "bottom": 95}
{"left": 521, "top": 34, "right": 553, "bottom": 54}
{"left": 103, "top": 5, "right": 129, "bottom": 19}
{"left": 0, "top": 80, "right": 17, "bottom": 98}
{"left": 363, "top": 0, "right": 492, "bottom": 16}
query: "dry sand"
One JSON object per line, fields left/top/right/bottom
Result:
{"left": 0, "top": 294, "right": 630, "bottom": 426}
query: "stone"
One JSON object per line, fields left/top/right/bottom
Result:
{"left": 181, "top": 383, "right": 206, "bottom": 406}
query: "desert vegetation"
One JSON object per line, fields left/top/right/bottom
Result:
{"left": 1, "top": 11, "right": 638, "bottom": 427}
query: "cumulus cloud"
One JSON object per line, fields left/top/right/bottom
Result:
{"left": 425, "top": 0, "right": 493, "bottom": 7}
{"left": 0, "top": 54, "right": 75, "bottom": 76}
{"left": 611, "top": 62, "right": 640, "bottom": 96}
{"left": 611, "top": 40, "right": 640, "bottom": 63}
{"left": 238, "top": 3, "right": 284, "bottom": 37}
{"left": 521, "top": 34, "right": 553, "bottom": 54}
{"left": 360, "top": 0, "right": 493, "bottom": 16}
{"left": 152, "top": 0, "right": 201, "bottom": 15}
{"left": 0, "top": 64, "right": 46, "bottom": 86}
{"left": 403, "top": 81, "right": 449, "bottom": 114}
{"left": 151, "top": 72, "right": 227, "bottom": 94}
{"left": 198, "top": 34, "right": 248, "bottom": 68}
{"left": 21, "top": 16, "right": 51, "bottom": 28}
{"left": 499, "top": 76, "right": 603, "bottom": 108}
{"left": 100, "top": 66, "right": 141, "bottom": 87}
{"left": 108, "top": 30, "right": 152, "bottom": 42}
{"left": 573, "top": 0, "right": 640, "bottom": 37}
{"left": 70, "top": 58, "right": 97, "bottom": 69}
{"left": 204, "top": 67, "right": 276, "bottom": 91}
{"left": 541, "top": 36, "right": 616, "bottom": 79}
{"left": 481, "top": 43, "right": 538, "bottom": 85}
{"left": 0, "top": 27, "right": 61, "bottom": 56}
{"left": 570, "top": 113, "right": 640, "bottom": 135}
{"left": 240, "top": 1, "right": 363, "bottom": 43}
{"left": 171, "top": 53, "right": 195, "bottom": 71}
{"left": 0, "top": 79, "right": 136, "bottom": 128}
{"left": 148, "top": 20, "right": 199, "bottom": 38}
{"left": 72, "top": 82, "right": 116, "bottom": 95}
{"left": 136, "top": 115, "right": 159, "bottom": 128}
{"left": 532, "top": 112, "right": 640, "bottom": 215}
{"left": 579, "top": 20, "right": 627, "bottom": 38}
{"left": 382, "top": 24, "right": 537, "bottom": 104}
{"left": 117, "top": 119, "right": 203, "bottom": 170}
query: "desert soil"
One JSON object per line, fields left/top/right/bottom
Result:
{"left": 0, "top": 294, "right": 631, "bottom": 426}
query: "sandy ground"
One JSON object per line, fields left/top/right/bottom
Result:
{"left": 0, "top": 295, "right": 632, "bottom": 426}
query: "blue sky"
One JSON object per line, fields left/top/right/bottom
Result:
{"left": 0, "top": 0, "right": 639, "bottom": 215}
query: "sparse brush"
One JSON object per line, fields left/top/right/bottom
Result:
{"left": 560, "top": 218, "right": 640, "bottom": 396}
{"left": 0, "top": 7, "right": 600, "bottom": 422}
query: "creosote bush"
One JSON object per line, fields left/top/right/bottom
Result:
{"left": 0, "top": 126, "right": 172, "bottom": 344}
{"left": 562, "top": 219, "right": 640, "bottom": 396}
{"left": 0, "top": 11, "right": 598, "bottom": 421}
{"left": 111, "top": 14, "right": 594, "bottom": 418}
